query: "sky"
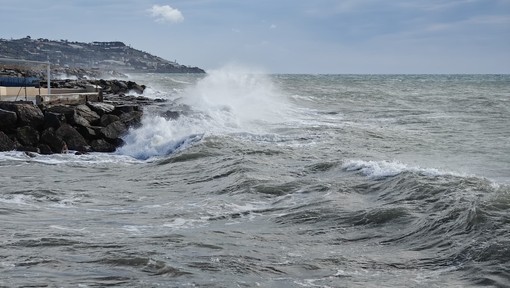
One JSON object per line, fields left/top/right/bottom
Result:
{"left": 1, "top": 0, "right": 509, "bottom": 74}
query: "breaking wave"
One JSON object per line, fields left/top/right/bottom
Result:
{"left": 117, "top": 65, "right": 292, "bottom": 160}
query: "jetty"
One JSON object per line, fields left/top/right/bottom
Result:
{"left": 0, "top": 58, "right": 152, "bottom": 154}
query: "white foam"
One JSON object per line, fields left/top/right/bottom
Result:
{"left": 162, "top": 218, "right": 206, "bottom": 229}
{"left": 0, "top": 194, "right": 38, "bottom": 207}
{"left": 121, "top": 225, "right": 149, "bottom": 233}
{"left": 0, "top": 151, "right": 141, "bottom": 166}
{"left": 342, "top": 159, "right": 445, "bottom": 179}
{"left": 169, "top": 77, "right": 192, "bottom": 84}
{"left": 49, "top": 225, "right": 87, "bottom": 232}
{"left": 136, "top": 86, "right": 175, "bottom": 100}
{"left": 117, "top": 65, "right": 295, "bottom": 160}
{"left": 116, "top": 115, "right": 204, "bottom": 160}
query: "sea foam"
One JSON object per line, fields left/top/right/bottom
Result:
{"left": 342, "top": 159, "right": 446, "bottom": 179}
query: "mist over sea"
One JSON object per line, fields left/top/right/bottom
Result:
{"left": 1, "top": 69, "right": 509, "bottom": 287}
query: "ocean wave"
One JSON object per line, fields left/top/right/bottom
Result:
{"left": 116, "top": 115, "right": 204, "bottom": 160}
{"left": 0, "top": 151, "right": 141, "bottom": 166}
{"left": 116, "top": 66, "right": 296, "bottom": 160}
{"left": 342, "top": 159, "right": 461, "bottom": 179}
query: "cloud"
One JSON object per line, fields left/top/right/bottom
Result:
{"left": 149, "top": 4, "right": 184, "bottom": 23}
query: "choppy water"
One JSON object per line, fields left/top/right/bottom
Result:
{"left": 1, "top": 69, "right": 509, "bottom": 287}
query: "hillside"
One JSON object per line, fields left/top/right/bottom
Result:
{"left": 0, "top": 36, "right": 205, "bottom": 74}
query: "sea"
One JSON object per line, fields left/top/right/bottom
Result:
{"left": 1, "top": 68, "right": 509, "bottom": 287}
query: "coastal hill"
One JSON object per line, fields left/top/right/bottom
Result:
{"left": 0, "top": 36, "right": 205, "bottom": 74}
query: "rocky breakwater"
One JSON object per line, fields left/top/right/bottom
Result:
{"left": 0, "top": 80, "right": 152, "bottom": 155}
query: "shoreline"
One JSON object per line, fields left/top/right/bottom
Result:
{"left": 0, "top": 74, "right": 163, "bottom": 155}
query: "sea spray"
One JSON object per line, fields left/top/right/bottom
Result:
{"left": 116, "top": 116, "right": 203, "bottom": 160}
{"left": 118, "top": 65, "right": 292, "bottom": 159}
{"left": 181, "top": 64, "right": 290, "bottom": 128}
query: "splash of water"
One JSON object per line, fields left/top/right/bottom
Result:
{"left": 181, "top": 64, "right": 289, "bottom": 128}
{"left": 117, "top": 65, "right": 291, "bottom": 160}
{"left": 116, "top": 116, "right": 204, "bottom": 160}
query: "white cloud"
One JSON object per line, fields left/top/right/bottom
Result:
{"left": 149, "top": 4, "right": 184, "bottom": 23}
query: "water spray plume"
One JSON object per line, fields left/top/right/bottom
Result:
{"left": 117, "top": 65, "right": 292, "bottom": 160}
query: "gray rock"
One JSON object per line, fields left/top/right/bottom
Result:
{"left": 56, "top": 124, "right": 89, "bottom": 152}
{"left": 19, "top": 104, "right": 45, "bottom": 129}
{"left": 127, "top": 81, "right": 145, "bottom": 94}
{"left": 72, "top": 113, "right": 91, "bottom": 128}
{"left": 113, "top": 104, "right": 139, "bottom": 115}
{"left": 75, "top": 104, "right": 100, "bottom": 124}
{"left": 0, "top": 131, "right": 15, "bottom": 151}
{"left": 100, "top": 121, "right": 127, "bottom": 140}
{"left": 117, "top": 80, "right": 128, "bottom": 89}
{"left": 100, "top": 114, "right": 120, "bottom": 127}
{"left": 120, "top": 111, "right": 143, "bottom": 127}
{"left": 76, "top": 126, "right": 98, "bottom": 140}
{"left": 0, "top": 108, "right": 18, "bottom": 132}
{"left": 87, "top": 101, "right": 115, "bottom": 116}
{"left": 38, "top": 143, "right": 53, "bottom": 155}
{"left": 91, "top": 139, "right": 116, "bottom": 152}
{"left": 45, "top": 105, "right": 76, "bottom": 122}
{"left": 44, "top": 112, "right": 66, "bottom": 129}
{"left": 0, "top": 103, "right": 44, "bottom": 129}
{"left": 41, "top": 128, "right": 66, "bottom": 153}
{"left": 16, "top": 126, "right": 40, "bottom": 147}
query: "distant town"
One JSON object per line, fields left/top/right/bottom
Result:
{"left": 0, "top": 36, "right": 205, "bottom": 74}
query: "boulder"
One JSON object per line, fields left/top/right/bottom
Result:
{"left": 100, "top": 114, "right": 120, "bottom": 127}
{"left": 16, "top": 126, "right": 40, "bottom": 147}
{"left": 44, "top": 112, "right": 66, "bottom": 129}
{"left": 90, "top": 139, "right": 116, "bottom": 152}
{"left": 19, "top": 104, "right": 45, "bottom": 129}
{"left": 0, "top": 108, "right": 18, "bottom": 132}
{"left": 75, "top": 104, "right": 100, "bottom": 124}
{"left": 117, "top": 80, "right": 128, "bottom": 90}
{"left": 0, "top": 103, "right": 44, "bottom": 130}
{"left": 110, "top": 81, "right": 123, "bottom": 94}
{"left": 100, "top": 121, "right": 127, "bottom": 140}
{"left": 119, "top": 111, "right": 143, "bottom": 127}
{"left": 76, "top": 126, "right": 98, "bottom": 140}
{"left": 87, "top": 101, "right": 115, "bottom": 116}
{"left": 0, "top": 131, "right": 15, "bottom": 151}
{"left": 41, "top": 128, "right": 66, "bottom": 153}
{"left": 113, "top": 104, "right": 139, "bottom": 115}
{"left": 37, "top": 144, "right": 53, "bottom": 155}
{"left": 56, "top": 124, "right": 89, "bottom": 152}
{"left": 109, "top": 138, "right": 125, "bottom": 147}
{"left": 45, "top": 105, "right": 76, "bottom": 123}
{"left": 127, "top": 81, "right": 145, "bottom": 94}
{"left": 71, "top": 113, "right": 91, "bottom": 128}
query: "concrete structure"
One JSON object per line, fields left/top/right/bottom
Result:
{"left": 36, "top": 92, "right": 101, "bottom": 105}
{"left": 0, "top": 86, "right": 48, "bottom": 102}
{"left": 0, "top": 85, "right": 102, "bottom": 104}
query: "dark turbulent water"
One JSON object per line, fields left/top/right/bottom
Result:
{"left": 1, "top": 70, "right": 509, "bottom": 287}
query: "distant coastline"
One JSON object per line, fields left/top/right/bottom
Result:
{"left": 0, "top": 36, "right": 205, "bottom": 76}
